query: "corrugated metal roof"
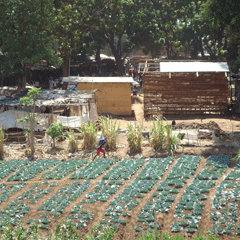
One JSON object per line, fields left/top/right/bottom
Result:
{"left": 159, "top": 62, "right": 229, "bottom": 73}
{"left": 62, "top": 76, "right": 135, "bottom": 83}
{"left": 0, "top": 89, "right": 96, "bottom": 107}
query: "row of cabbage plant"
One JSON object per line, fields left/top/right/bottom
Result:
{"left": 82, "top": 159, "right": 145, "bottom": 203}
{"left": 70, "top": 158, "right": 118, "bottom": 179}
{"left": 171, "top": 154, "right": 232, "bottom": 234}
{"left": 41, "top": 159, "right": 88, "bottom": 180}
{"left": 0, "top": 182, "right": 26, "bottom": 204}
{"left": 38, "top": 180, "right": 91, "bottom": 218}
{"left": 100, "top": 157, "right": 174, "bottom": 231}
{"left": 136, "top": 155, "right": 201, "bottom": 233}
{"left": 210, "top": 167, "right": 240, "bottom": 236}
{"left": 0, "top": 159, "right": 29, "bottom": 180}
{"left": 7, "top": 159, "right": 60, "bottom": 181}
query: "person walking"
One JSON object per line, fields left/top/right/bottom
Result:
{"left": 92, "top": 136, "right": 107, "bottom": 161}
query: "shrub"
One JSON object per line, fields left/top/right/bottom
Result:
{"left": 99, "top": 117, "right": 120, "bottom": 150}
{"left": 127, "top": 123, "right": 143, "bottom": 153}
{"left": 79, "top": 121, "right": 97, "bottom": 149}
{"left": 46, "top": 123, "right": 64, "bottom": 148}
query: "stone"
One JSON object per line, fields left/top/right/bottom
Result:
{"left": 142, "top": 141, "right": 150, "bottom": 147}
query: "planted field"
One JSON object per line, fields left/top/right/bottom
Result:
{"left": 0, "top": 155, "right": 239, "bottom": 239}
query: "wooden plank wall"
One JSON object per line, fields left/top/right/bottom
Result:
{"left": 143, "top": 72, "right": 228, "bottom": 117}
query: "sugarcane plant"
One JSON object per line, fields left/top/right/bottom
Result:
{"left": 79, "top": 121, "right": 98, "bottom": 150}
{"left": 150, "top": 117, "right": 182, "bottom": 154}
{"left": 98, "top": 116, "right": 120, "bottom": 150}
{"left": 17, "top": 87, "right": 42, "bottom": 160}
{"left": 150, "top": 117, "right": 166, "bottom": 151}
{"left": 165, "top": 123, "right": 181, "bottom": 155}
{"left": 66, "top": 129, "right": 78, "bottom": 153}
{"left": 127, "top": 123, "right": 143, "bottom": 153}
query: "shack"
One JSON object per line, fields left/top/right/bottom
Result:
{"left": 0, "top": 88, "right": 98, "bottom": 131}
{"left": 142, "top": 61, "right": 229, "bottom": 116}
{"left": 63, "top": 77, "right": 135, "bottom": 116}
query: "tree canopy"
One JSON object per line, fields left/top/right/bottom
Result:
{"left": 0, "top": 0, "right": 240, "bottom": 86}
{"left": 0, "top": 0, "right": 61, "bottom": 89}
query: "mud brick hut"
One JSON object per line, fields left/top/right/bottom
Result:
{"left": 142, "top": 61, "right": 230, "bottom": 117}
{"left": 62, "top": 76, "right": 136, "bottom": 116}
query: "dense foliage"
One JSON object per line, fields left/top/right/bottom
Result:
{"left": 0, "top": 0, "right": 240, "bottom": 87}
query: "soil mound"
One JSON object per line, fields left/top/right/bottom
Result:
{"left": 173, "top": 120, "right": 227, "bottom": 138}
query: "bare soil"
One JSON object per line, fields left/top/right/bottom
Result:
{"left": 1, "top": 94, "right": 240, "bottom": 240}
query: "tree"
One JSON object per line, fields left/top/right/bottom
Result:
{"left": 17, "top": 88, "right": 42, "bottom": 160}
{"left": 0, "top": 0, "right": 61, "bottom": 89}
{"left": 92, "top": 0, "right": 158, "bottom": 75}
{"left": 203, "top": 0, "right": 240, "bottom": 70}
{"left": 52, "top": 0, "right": 109, "bottom": 76}
{"left": 46, "top": 123, "right": 64, "bottom": 149}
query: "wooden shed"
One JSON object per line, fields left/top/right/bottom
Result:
{"left": 62, "top": 77, "right": 135, "bottom": 116}
{"left": 143, "top": 61, "right": 230, "bottom": 116}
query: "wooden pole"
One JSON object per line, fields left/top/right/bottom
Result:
{"left": 51, "top": 106, "right": 53, "bottom": 124}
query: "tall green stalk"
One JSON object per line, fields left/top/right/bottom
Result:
{"left": 66, "top": 129, "right": 78, "bottom": 153}
{"left": 127, "top": 123, "right": 143, "bottom": 153}
{"left": 99, "top": 117, "right": 120, "bottom": 150}
{"left": 150, "top": 117, "right": 166, "bottom": 151}
{"left": 80, "top": 121, "right": 97, "bottom": 150}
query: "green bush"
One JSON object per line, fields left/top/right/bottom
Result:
{"left": 46, "top": 123, "right": 64, "bottom": 148}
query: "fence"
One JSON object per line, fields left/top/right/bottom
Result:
{"left": 143, "top": 72, "right": 228, "bottom": 117}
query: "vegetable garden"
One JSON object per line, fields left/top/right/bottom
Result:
{"left": 0, "top": 154, "right": 239, "bottom": 239}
